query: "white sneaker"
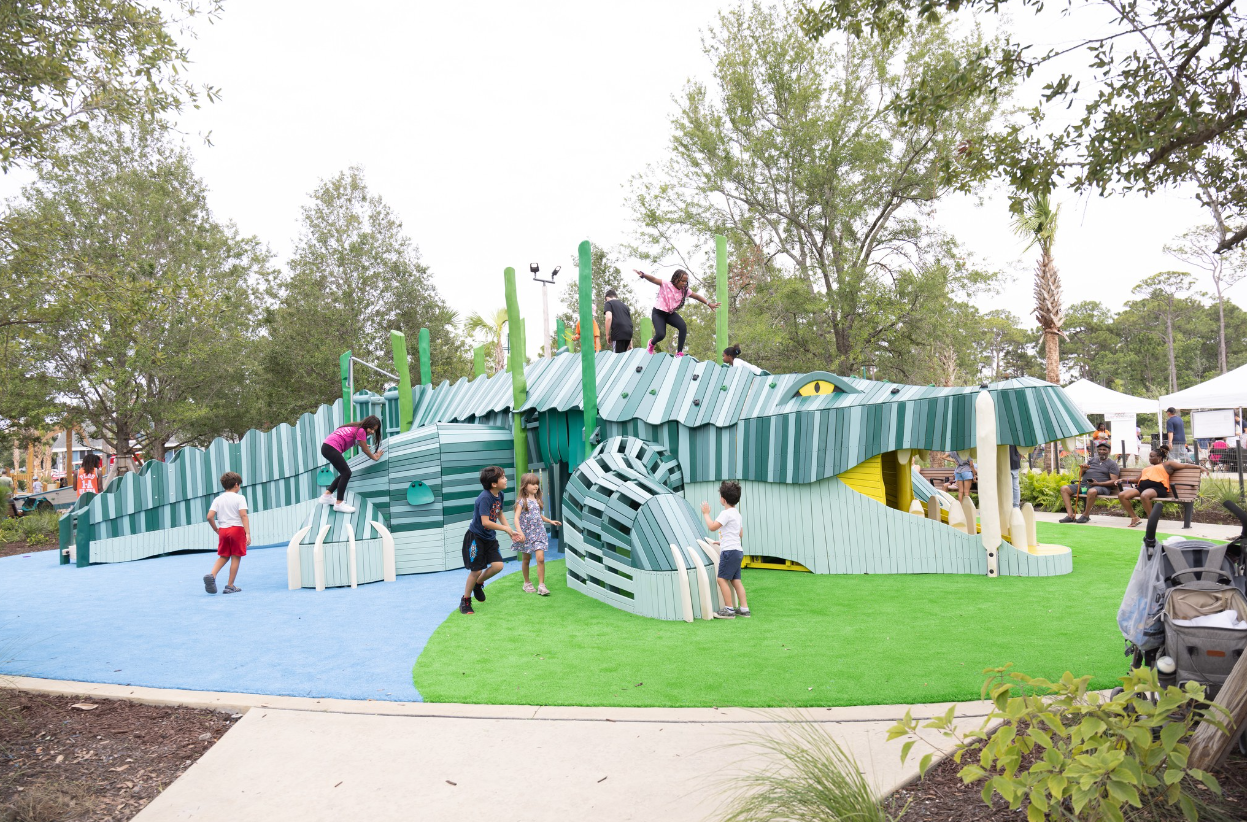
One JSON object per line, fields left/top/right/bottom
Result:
{"left": 317, "top": 493, "right": 335, "bottom": 505}
{"left": 332, "top": 502, "right": 356, "bottom": 514}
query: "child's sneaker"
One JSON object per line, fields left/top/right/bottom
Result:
{"left": 317, "top": 492, "right": 334, "bottom": 505}
{"left": 712, "top": 607, "right": 736, "bottom": 619}
{"left": 646, "top": 341, "right": 655, "bottom": 355}
{"left": 523, "top": 582, "right": 536, "bottom": 593}
{"left": 473, "top": 582, "right": 486, "bottom": 602}
{"left": 223, "top": 585, "right": 241, "bottom": 594}
{"left": 735, "top": 607, "right": 751, "bottom": 617}
{"left": 675, "top": 351, "right": 686, "bottom": 358}
{"left": 537, "top": 584, "right": 550, "bottom": 596}
{"left": 459, "top": 596, "right": 474, "bottom": 615}
{"left": 203, "top": 574, "right": 217, "bottom": 594}
{"left": 333, "top": 502, "right": 356, "bottom": 514}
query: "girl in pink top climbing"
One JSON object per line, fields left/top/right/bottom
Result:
{"left": 318, "top": 415, "right": 384, "bottom": 513}
{"left": 635, "top": 268, "right": 720, "bottom": 356}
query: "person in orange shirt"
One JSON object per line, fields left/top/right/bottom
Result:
{"left": 1118, "top": 445, "right": 1208, "bottom": 527}
{"left": 73, "top": 453, "right": 102, "bottom": 497}
{"left": 573, "top": 319, "right": 601, "bottom": 352}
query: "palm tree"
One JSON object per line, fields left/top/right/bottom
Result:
{"left": 1012, "top": 193, "right": 1064, "bottom": 386}
{"left": 464, "top": 308, "right": 509, "bottom": 374}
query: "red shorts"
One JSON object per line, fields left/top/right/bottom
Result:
{"left": 217, "top": 526, "right": 248, "bottom": 557}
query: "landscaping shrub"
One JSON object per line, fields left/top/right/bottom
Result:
{"left": 1021, "top": 471, "right": 1076, "bottom": 512}
{"left": 719, "top": 717, "right": 897, "bottom": 822}
{"left": 0, "top": 510, "right": 60, "bottom": 546}
{"left": 890, "top": 666, "right": 1229, "bottom": 822}
{"left": 1196, "top": 477, "right": 1245, "bottom": 514}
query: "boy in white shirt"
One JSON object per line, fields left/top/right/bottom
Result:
{"left": 701, "top": 480, "right": 751, "bottom": 619}
{"left": 204, "top": 471, "right": 250, "bottom": 594}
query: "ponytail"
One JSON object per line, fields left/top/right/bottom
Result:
{"left": 1154, "top": 445, "right": 1170, "bottom": 460}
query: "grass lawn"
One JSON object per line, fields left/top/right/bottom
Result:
{"left": 412, "top": 523, "right": 1152, "bottom": 708}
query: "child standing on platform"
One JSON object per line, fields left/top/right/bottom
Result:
{"left": 514, "top": 473, "right": 561, "bottom": 596}
{"left": 701, "top": 480, "right": 750, "bottom": 619}
{"left": 635, "top": 268, "right": 719, "bottom": 356}
{"left": 317, "top": 415, "right": 384, "bottom": 514}
{"left": 459, "top": 466, "right": 523, "bottom": 615}
{"left": 204, "top": 471, "right": 250, "bottom": 594}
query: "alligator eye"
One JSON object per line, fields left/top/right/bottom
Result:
{"left": 796, "top": 380, "right": 837, "bottom": 396}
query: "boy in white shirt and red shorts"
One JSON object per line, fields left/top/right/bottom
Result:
{"left": 203, "top": 471, "right": 250, "bottom": 595}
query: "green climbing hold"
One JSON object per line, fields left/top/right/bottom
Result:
{"left": 769, "top": 382, "right": 777, "bottom": 388}
{"left": 720, "top": 385, "right": 728, "bottom": 391}
{"left": 407, "top": 481, "right": 434, "bottom": 506}
{"left": 649, "top": 389, "right": 656, "bottom": 395}
{"left": 621, "top": 392, "right": 629, "bottom": 398}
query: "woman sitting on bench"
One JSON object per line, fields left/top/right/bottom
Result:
{"left": 1118, "top": 445, "right": 1208, "bottom": 527}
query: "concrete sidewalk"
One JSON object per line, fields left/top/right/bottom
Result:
{"left": 4, "top": 677, "right": 991, "bottom": 822}
{"left": 1032, "top": 510, "right": 1243, "bottom": 542}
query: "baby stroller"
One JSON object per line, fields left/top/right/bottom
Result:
{"left": 1117, "top": 500, "right": 1247, "bottom": 748}
{"left": 1119, "top": 500, "right": 1247, "bottom": 690}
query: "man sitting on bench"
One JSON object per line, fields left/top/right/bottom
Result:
{"left": 1059, "top": 442, "right": 1120, "bottom": 523}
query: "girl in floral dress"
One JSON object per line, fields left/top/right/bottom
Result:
{"left": 513, "top": 473, "right": 560, "bottom": 596}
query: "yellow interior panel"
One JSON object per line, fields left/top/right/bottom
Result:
{"left": 796, "top": 380, "right": 838, "bottom": 397}
{"left": 837, "top": 454, "right": 885, "bottom": 504}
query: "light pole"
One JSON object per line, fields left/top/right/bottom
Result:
{"left": 531, "top": 263, "right": 561, "bottom": 358}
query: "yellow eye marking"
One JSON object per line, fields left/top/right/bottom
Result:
{"left": 796, "top": 380, "right": 837, "bottom": 397}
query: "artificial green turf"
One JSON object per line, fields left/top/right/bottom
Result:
{"left": 412, "top": 523, "right": 1155, "bottom": 708}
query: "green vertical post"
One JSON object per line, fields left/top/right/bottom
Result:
{"left": 504, "top": 267, "right": 529, "bottom": 475}
{"left": 715, "top": 233, "right": 728, "bottom": 363}
{"left": 555, "top": 318, "right": 566, "bottom": 353}
{"left": 473, "top": 345, "right": 487, "bottom": 377}
{"left": 417, "top": 327, "right": 431, "bottom": 385}
{"left": 639, "top": 316, "right": 653, "bottom": 350}
{"left": 339, "top": 350, "right": 352, "bottom": 423}
{"left": 578, "top": 241, "right": 597, "bottom": 463}
{"left": 389, "top": 332, "right": 414, "bottom": 432}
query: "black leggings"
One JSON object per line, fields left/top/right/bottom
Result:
{"left": 321, "top": 443, "right": 351, "bottom": 501}
{"left": 650, "top": 308, "right": 687, "bottom": 353}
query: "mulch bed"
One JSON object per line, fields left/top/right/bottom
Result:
{"left": 0, "top": 542, "right": 56, "bottom": 560}
{"left": 887, "top": 745, "right": 1247, "bottom": 821}
{"left": 0, "top": 691, "right": 239, "bottom": 822}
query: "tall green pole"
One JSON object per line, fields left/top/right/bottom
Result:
{"left": 473, "top": 345, "right": 486, "bottom": 377}
{"left": 578, "top": 241, "right": 597, "bottom": 462}
{"left": 504, "top": 267, "right": 529, "bottom": 475}
{"left": 715, "top": 233, "right": 728, "bottom": 363}
{"left": 417, "top": 327, "right": 431, "bottom": 385}
{"left": 389, "top": 332, "right": 414, "bottom": 432}
{"left": 639, "top": 316, "right": 653, "bottom": 350}
{"left": 555, "top": 318, "right": 566, "bottom": 353}
{"left": 339, "top": 350, "right": 352, "bottom": 423}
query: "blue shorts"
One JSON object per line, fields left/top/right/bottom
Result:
{"left": 717, "top": 550, "right": 743, "bottom": 581}
{"left": 954, "top": 469, "right": 974, "bottom": 482}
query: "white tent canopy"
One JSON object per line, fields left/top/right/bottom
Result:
{"left": 1159, "top": 363, "right": 1247, "bottom": 410}
{"left": 1062, "top": 379, "right": 1157, "bottom": 416}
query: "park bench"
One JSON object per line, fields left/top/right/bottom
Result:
{"left": 1077, "top": 465, "right": 1203, "bottom": 529}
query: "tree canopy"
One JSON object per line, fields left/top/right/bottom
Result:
{"left": 0, "top": 0, "right": 222, "bottom": 172}
{"left": 799, "top": 0, "right": 1247, "bottom": 252}
{"left": 630, "top": 2, "right": 1002, "bottom": 377}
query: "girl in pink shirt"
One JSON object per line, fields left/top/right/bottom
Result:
{"left": 635, "top": 268, "right": 720, "bottom": 356}
{"left": 318, "top": 415, "right": 384, "bottom": 513}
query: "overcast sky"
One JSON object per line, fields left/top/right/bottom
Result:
{"left": 5, "top": 1, "right": 1239, "bottom": 366}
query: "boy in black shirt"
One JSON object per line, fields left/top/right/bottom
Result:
{"left": 459, "top": 466, "right": 523, "bottom": 615}
{"left": 603, "top": 289, "right": 633, "bottom": 353}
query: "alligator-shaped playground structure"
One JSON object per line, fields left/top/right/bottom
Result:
{"left": 59, "top": 242, "right": 1094, "bottom": 621}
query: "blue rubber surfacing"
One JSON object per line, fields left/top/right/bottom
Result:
{"left": 0, "top": 541, "right": 555, "bottom": 702}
